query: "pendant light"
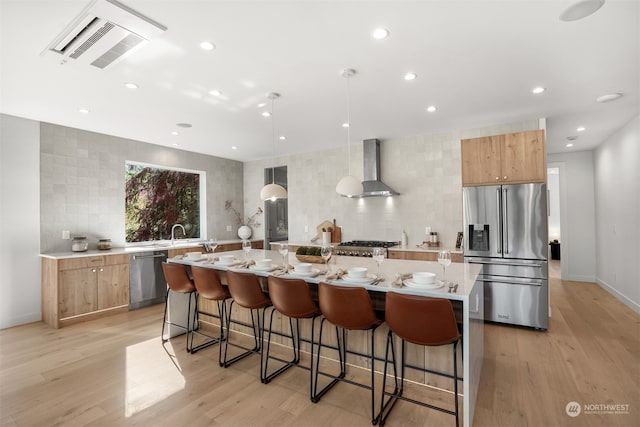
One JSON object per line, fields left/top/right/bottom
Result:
{"left": 260, "top": 92, "right": 288, "bottom": 202}
{"left": 336, "top": 68, "right": 363, "bottom": 197}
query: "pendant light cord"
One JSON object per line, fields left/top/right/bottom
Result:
{"left": 346, "top": 73, "right": 351, "bottom": 176}
{"left": 271, "top": 96, "right": 276, "bottom": 184}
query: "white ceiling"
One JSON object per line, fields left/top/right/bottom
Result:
{"left": 1, "top": 0, "right": 638, "bottom": 161}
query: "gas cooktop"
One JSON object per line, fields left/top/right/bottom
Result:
{"left": 335, "top": 240, "right": 399, "bottom": 257}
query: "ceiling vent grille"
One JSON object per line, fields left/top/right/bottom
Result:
{"left": 44, "top": 0, "right": 166, "bottom": 68}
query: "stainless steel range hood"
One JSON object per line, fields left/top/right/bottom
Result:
{"left": 357, "top": 139, "right": 399, "bottom": 197}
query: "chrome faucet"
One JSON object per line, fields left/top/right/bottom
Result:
{"left": 171, "top": 224, "right": 186, "bottom": 246}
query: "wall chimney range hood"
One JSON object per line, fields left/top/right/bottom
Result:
{"left": 356, "top": 139, "right": 399, "bottom": 197}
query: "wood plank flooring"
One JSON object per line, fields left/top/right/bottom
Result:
{"left": 1, "top": 261, "right": 638, "bottom": 426}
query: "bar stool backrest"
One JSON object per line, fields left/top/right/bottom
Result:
{"left": 267, "top": 276, "right": 320, "bottom": 318}
{"left": 225, "top": 270, "right": 270, "bottom": 309}
{"left": 161, "top": 262, "right": 196, "bottom": 293}
{"left": 191, "top": 266, "right": 230, "bottom": 300}
{"left": 385, "top": 292, "right": 460, "bottom": 346}
{"left": 318, "top": 282, "right": 381, "bottom": 330}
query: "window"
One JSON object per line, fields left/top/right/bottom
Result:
{"left": 125, "top": 161, "right": 206, "bottom": 243}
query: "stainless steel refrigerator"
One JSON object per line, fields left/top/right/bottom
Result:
{"left": 463, "top": 183, "right": 548, "bottom": 329}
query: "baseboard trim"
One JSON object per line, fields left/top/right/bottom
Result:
{"left": 597, "top": 279, "right": 640, "bottom": 314}
{"left": 0, "top": 312, "right": 42, "bottom": 330}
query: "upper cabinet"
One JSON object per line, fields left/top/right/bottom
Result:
{"left": 461, "top": 130, "right": 546, "bottom": 186}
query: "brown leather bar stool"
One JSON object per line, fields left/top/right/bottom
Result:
{"left": 160, "top": 262, "right": 197, "bottom": 353}
{"left": 313, "top": 282, "right": 382, "bottom": 425}
{"left": 222, "top": 270, "right": 271, "bottom": 368}
{"left": 263, "top": 276, "right": 322, "bottom": 389}
{"left": 190, "top": 266, "right": 231, "bottom": 359}
{"left": 378, "top": 292, "right": 461, "bottom": 427}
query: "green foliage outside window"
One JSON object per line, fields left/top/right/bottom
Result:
{"left": 125, "top": 163, "right": 201, "bottom": 242}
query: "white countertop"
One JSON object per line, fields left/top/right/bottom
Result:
{"left": 170, "top": 249, "right": 481, "bottom": 301}
{"left": 39, "top": 239, "right": 261, "bottom": 260}
{"left": 278, "top": 241, "right": 463, "bottom": 254}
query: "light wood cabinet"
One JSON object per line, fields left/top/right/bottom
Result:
{"left": 42, "top": 254, "right": 129, "bottom": 328}
{"left": 461, "top": 130, "right": 545, "bottom": 186}
{"left": 388, "top": 250, "right": 463, "bottom": 263}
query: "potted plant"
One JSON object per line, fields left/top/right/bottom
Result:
{"left": 225, "top": 200, "right": 263, "bottom": 239}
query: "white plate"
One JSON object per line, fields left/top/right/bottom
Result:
{"left": 340, "top": 273, "right": 377, "bottom": 284}
{"left": 249, "top": 264, "right": 280, "bottom": 272}
{"left": 288, "top": 268, "right": 321, "bottom": 278}
{"left": 402, "top": 279, "right": 444, "bottom": 289}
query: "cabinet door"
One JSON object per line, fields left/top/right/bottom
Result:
{"left": 461, "top": 135, "right": 503, "bottom": 186}
{"left": 97, "top": 264, "right": 130, "bottom": 310}
{"left": 59, "top": 268, "right": 97, "bottom": 318}
{"left": 501, "top": 130, "right": 545, "bottom": 183}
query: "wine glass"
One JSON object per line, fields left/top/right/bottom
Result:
{"left": 320, "top": 245, "right": 332, "bottom": 274}
{"left": 209, "top": 237, "right": 218, "bottom": 253}
{"left": 438, "top": 250, "right": 452, "bottom": 284}
{"left": 278, "top": 243, "right": 289, "bottom": 268}
{"left": 242, "top": 240, "right": 252, "bottom": 260}
{"left": 372, "top": 247, "right": 386, "bottom": 280}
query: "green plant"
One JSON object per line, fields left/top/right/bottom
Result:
{"left": 225, "top": 200, "right": 263, "bottom": 228}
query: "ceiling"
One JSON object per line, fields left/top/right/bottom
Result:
{"left": 1, "top": 0, "right": 638, "bottom": 162}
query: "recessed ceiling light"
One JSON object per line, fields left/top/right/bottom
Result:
{"left": 200, "top": 41, "right": 215, "bottom": 50}
{"left": 426, "top": 106, "right": 437, "bottom": 113}
{"left": 559, "top": 0, "right": 605, "bottom": 22}
{"left": 404, "top": 72, "right": 417, "bottom": 81}
{"left": 78, "top": 108, "right": 90, "bottom": 114}
{"left": 342, "top": 122, "right": 350, "bottom": 128}
{"left": 171, "top": 131, "right": 179, "bottom": 136}
{"left": 372, "top": 28, "right": 389, "bottom": 39}
{"left": 176, "top": 123, "right": 192, "bottom": 128}
{"left": 209, "top": 89, "right": 222, "bottom": 96}
{"left": 231, "top": 146, "right": 237, "bottom": 150}
{"left": 576, "top": 126, "right": 586, "bottom": 132}
{"left": 262, "top": 111, "right": 271, "bottom": 117}
{"left": 596, "top": 93, "right": 623, "bottom": 103}
{"left": 257, "top": 103, "right": 266, "bottom": 108}
{"left": 566, "top": 143, "right": 574, "bottom": 147}
{"left": 172, "top": 143, "right": 180, "bottom": 147}
{"left": 124, "top": 82, "right": 138, "bottom": 89}
{"left": 532, "top": 87, "right": 546, "bottom": 94}
{"left": 279, "top": 136, "right": 286, "bottom": 140}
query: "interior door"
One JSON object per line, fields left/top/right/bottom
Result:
{"left": 264, "top": 166, "right": 288, "bottom": 248}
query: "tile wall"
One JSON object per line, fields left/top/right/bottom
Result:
{"left": 39, "top": 123, "right": 244, "bottom": 253}
{"left": 244, "top": 119, "right": 540, "bottom": 248}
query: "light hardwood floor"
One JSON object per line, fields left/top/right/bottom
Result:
{"left": 1, "top": 261, "right": 638, "bottom": 426}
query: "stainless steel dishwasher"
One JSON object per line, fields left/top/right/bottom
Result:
{"left": 129, "top": 251, "right": 168, "bottom": 309}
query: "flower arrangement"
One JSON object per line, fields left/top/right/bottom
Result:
{"left": 225, "top": 200, "right": 263, "bottom": 228}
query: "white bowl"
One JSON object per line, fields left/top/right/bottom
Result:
{"left": 348, "top": 267, "right": 368, "bottom": 278}
{"left": 185, "top": 251, "right": 202, "bottom": 259}
{"left": 219, "top": 255, "right": 235, "bottom": 263}
{"left": 256, "top": 258, "right": 272, "bottom": 268}
{"left": 412, "top": 272, "right": 436, "bottom": 284}
{"left": 295, "top": 263, "right": 312, "bottom": 273}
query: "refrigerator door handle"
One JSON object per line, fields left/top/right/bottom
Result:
{"left": 466, "top": 259, "right": 545, "bottom": 268}
{"left": 503, "top": 188, "right": 509, "bottom": 254}
{"left": 496, "top": 188, "right": 502, "bottom": 254}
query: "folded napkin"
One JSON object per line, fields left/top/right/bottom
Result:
{"left": 236, "top": 259, "right": 256, "bottom": 269}
{"left": 204, "top": 256, "right": 219, "bottom": 264}
{"left": 392, "top": 273, "right": 412, "bottom": 286}
{"left": 172, "top": 255, "right": 185, "bottom": 260}
{"left": 326, "top": 268, "right": 348, "bottom": 281}
{"left": 271, "top": 264, "right": 295, "bottom": 276}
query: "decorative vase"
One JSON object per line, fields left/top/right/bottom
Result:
{"left": 238, "top": 225, "right": 252, "bottom": 240}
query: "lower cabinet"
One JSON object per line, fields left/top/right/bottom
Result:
{"left": 42, "top": 254, "right": 130, "bottom": 328}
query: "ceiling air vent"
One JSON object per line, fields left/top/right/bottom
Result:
{"left": 45, "top": 0, "right": 166, "bottom": 68}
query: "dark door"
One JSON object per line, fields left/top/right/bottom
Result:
{"left": 264, "top": 166, "right": 288, "bottom": 249}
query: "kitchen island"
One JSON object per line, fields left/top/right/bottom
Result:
{"left": 170, "top": 249, "right": 483, "bottom": 427}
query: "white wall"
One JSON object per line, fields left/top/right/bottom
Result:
{"left": 546, "top": 151, "right": 597, "bottom": 282}
{"left": 0, "top": 114, "right": 41, "bottom": 328}
{"left": 547, "top": 168, "right": 561, "bottom": 242}
{"left": 244, "top": 120, "right": 540, "bottom": 248}
{"left": 594, "top": 115, "right": 639, "bottom": 313}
